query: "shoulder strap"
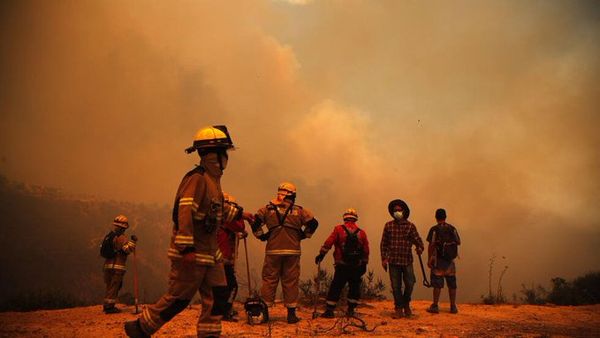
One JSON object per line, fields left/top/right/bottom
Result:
{"left": 341, "top": 224, "right": 360, "bottom": 235}
{"left": 269, "top": 202, "right": 294, "bottom": 227}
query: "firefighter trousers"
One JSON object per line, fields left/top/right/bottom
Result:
{"left": 138, "top": 261, "right": 226, "bottom": 338}
{"left": 103, "top": 268, "right": 125, "bottom": 308}
{"left": 260, "top": 255, "right": 300, "bottom": 308}
{"left": 325, "top": 264, "right": 364, "bottom": 309}
{"left": 211, "top": 264, "right": 238, "bottom": 316}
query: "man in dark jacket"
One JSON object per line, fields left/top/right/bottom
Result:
{"left": 426, "top": 208, "right": 461, "bottom": 314}
{"left": 380, "top": 199, "right": 424, "bottom": 318}
{"left": 316, "top": 208, "right": 369, "bottom": 318}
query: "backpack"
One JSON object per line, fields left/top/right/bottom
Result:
{"left": 434, "top": 224, "right": 458, "bottom": 261}
{"left": 341, "top": 225, "right": 363, "bottom": 266}
{"left": 100, "top": 231, "right": 118, "bottom": 259}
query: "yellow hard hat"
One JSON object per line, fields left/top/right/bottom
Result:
{"left": 185, "top": 125, "right": 235, "bottom": 154}
{"left": 278, "top": 182, "right": 296, "bottom": 194}
{"left": 277, "top": 182, "right": 297, "bottom": 200}
{"left": 113, "top": 215, "right": 129, "bottom": 228}
{"left": 343, "top": 208, "right": 358, "bottom": 221}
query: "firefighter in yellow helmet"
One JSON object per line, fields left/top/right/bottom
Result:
{"left": 125, "top": 125, "right": 250, "bottom": 338}
{"left": 251, "top": 182, "right": 319, "bottom": 324}
{"left": 101, "top": 215, "right": 137, "bottom": 314}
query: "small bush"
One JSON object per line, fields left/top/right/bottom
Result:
{"left": 298, "top": 267, "right": 386, "bottom": 306}
{"left": 481, "top": 254, "right": 509, "bottom": 304}
{"left": 547, "top": 272, "right": 600, "bottom": 305}
{"left": 360, "top": 270, "right": 386, "bottom": 300}
{"left": 520, "top": 283, "right": 547, "bottom": 305}
{"left": 519, "top": 271, "right": 600, "bottom": 306}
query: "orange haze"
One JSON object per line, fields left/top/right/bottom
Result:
{"left": 1, "top": 1, "right": 599, "bottom": 301}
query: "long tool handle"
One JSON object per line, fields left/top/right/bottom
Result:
{"left": 417, "top": 253, "right": 431, "bottom": 288}
{"left": 312, "top": 262, "right": 320, "bottom": 318}
{"left": 133, "top": 249, "right": 140, "bottom": 312}
{"left": 243, "top": 237, "right": 252, "bottom": 297}
{"left": 233, "top": 233, "right": 240, "bottom": 271}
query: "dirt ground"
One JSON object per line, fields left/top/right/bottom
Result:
{"left": 0, "top": 300, "right": 599, "bottom": 337}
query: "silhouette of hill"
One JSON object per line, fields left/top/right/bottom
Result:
{"left": 0, "top": 176, "right": 172, "bottom": 310}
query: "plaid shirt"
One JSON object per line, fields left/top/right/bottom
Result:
{"left": 380, "top": 219, "right": 424, "bottom": 266}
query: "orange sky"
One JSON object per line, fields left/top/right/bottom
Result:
{"left": 1, "top": 0, "right": 598, "bottom": 301}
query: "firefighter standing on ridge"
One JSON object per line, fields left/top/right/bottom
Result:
{"left": 315, "top": 208, "right": 369, "bottom": 318}
{"left": 211, "top": 192, "right": 251, "bottom": 322}
{"left": 102, "top": 215, "right": 137, "bottom": 314}
{"left": 125, "top": 125, "right": 246, "bottom": 338}
{"left": 251, "top": 182, "right": 319, "bottom": 324}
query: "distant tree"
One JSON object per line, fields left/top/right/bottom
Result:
{"left": 547, "top": 272, "right": 600, "bottom": 305}
{"left": 520, "top": 271, "right": 600, "bottom": 306}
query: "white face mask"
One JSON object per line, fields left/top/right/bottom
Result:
{"left": 393, "top": 211, "right": 403, "bottom": 220}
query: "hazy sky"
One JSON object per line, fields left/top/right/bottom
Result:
{"left": 1, "top": 0, "right": 599, "bottom": 301}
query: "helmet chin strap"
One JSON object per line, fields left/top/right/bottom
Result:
{"left": 217, "top": 151, "right": 228, "bottom": 171}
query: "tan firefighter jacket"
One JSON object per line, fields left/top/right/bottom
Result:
{"left": 104, "top": 234, "right": 136, "bottom": 271}
{"left": 253, "top": 200, "right": 316, "bottom": 256}
{"left": 167, "top": 165, "right": 241, "bottom": 266}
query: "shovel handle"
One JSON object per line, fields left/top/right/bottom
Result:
{"left": 418, "top": 253, "right": 432, "bottom": 288}
{"left": 243, "top": 237, "right": 252, "bottom": 296}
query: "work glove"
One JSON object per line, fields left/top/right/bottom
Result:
{"left": 358, "top": 264, "right": 367, "bottom": 276}
{"left": 242, "top": 212, "right": 255, "bottom": 223}
{"left": 315, "top": 253, "right": 325, "bottom": 265}
{"left": 382, "top": 259, "right": 388, "bottom": 272}
{"left": 130, "top": 235, "right": 138, "bottom": 242}
{"left": 238, "top": 230, "right": 248, "bottom": 239}
{"left": 258, "top": 233, "right": 269, "bottom": 242}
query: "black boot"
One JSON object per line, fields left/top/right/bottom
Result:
{"left": 222, "top": 308, "right": 239, "bottom": 322}
{"left": 403, "top": 303, "right": 413, "bottom": 317}
{"left": 124, "top": 319, "right": 150, "bottom": 338}
{"left": 347, "top": 303, "right": 357, "bottom": 317}
{"left": 321, "top": 305, "right": 335, "bottom": 318}
{"left": 104, "top": 304, "right": 121, "bottom": 314}
{"left": 287, "top": 307, "right": 300, "bottom": 324}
